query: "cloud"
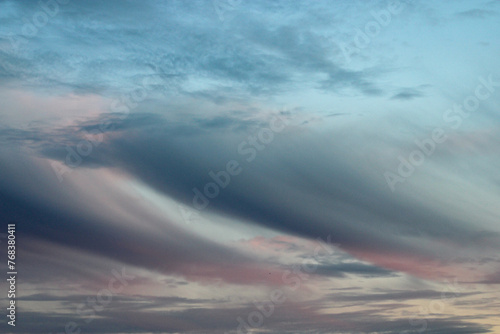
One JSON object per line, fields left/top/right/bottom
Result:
{"left": 11, "top": 110, "right": 496, "bottom": 283}
{"left": 2, "top": 1, "right": 500, "bottom": 333}
{"left": 0, "top": 148, "right": 290, "bottom": 286}
{"left": 12, "top": 301, "right": 494, "bottom": 334}
{"left": 0, "top": 0, "right": 390, "bottom": 99}
{"left": 391, "top": 88, "right": 425, "bottom": 100}
{"left": 315, "top": 262, "right": 395, "bottom": 278}
{"left": 329, "top": 289, "right": 479, "bottom": 302}
{"left": 457, "top": 9, "right": 497, "bottom": 19}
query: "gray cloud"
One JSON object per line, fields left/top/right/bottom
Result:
{"left": 7, "top": 110, "right": 495, "bottom": 282}
{"left": 315, "top": 262, "right": 395, "bottom": 278}
{"left": 390, "top": 88, "right": 425, "bottom": 100}
{"left": 1, "top": 1, "right": 500, "bottom": 333}
{"left": 0, "top": 0, "right": 388, "bottom": 98}
{"left": 457, "top": 9, "right": 497, "bottom": 19}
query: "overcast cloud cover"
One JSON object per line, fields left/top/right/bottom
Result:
{"left": 1, "top": 0, "right": 500, "bottom": 333}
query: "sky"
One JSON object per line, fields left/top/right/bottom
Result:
{"left": 1, "top": 0, "right": 500, "bottom": 333}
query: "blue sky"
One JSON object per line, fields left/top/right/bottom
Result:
{"left": 1, "top": 0, "right": 500, "bottom": 333}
